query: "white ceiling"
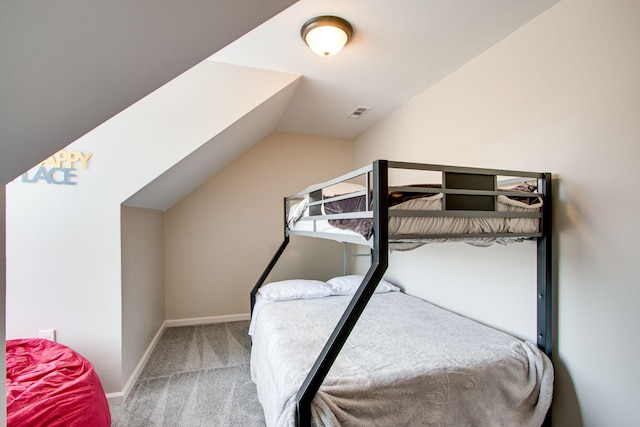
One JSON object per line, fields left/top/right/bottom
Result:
{"left": 211, "top": 0, "right": 561, "bottom": 139}
{"left": 125, "top": 0, "right": 562, "bottom": 211}
{"left": 2, "top": 0, "right": 561, "bottom": 210}
{"left": 123, "top": 69, "right": 301, "bottom": 211}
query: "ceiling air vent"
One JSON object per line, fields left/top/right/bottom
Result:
{"left": 347, "top": 106, "right": 371, "bottom": 119}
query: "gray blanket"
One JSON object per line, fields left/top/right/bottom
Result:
{"left": 251, "top": 292, "right": 553, "bottom": 427}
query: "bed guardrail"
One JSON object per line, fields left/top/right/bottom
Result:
{"left": 286, "top": 161, "right": 545, "bottom": 244}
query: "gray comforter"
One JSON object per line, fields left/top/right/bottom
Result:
{"left": 250, "top": 292, "right": 553, "bottom": 427}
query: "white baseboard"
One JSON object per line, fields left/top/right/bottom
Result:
{"left": 106, "top": 321, "right": 167, "bottom": 404}
{"left": 106, "top": 313, "right": 250, "bottom": 404}
{"left": 164, "top": 313, "right": 250, "bottom": 327}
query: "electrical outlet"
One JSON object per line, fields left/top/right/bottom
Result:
{"left": 39, "top": 329, "right": 56, "bottom": 341}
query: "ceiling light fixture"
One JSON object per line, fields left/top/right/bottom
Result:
{"left": 300, "top": 15, "right": 353, "bottom": 57}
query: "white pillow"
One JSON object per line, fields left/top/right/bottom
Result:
{"left": 287, "top": 197, "right": 309, "bottom": 227}
{"left": 258, "top": 279, "right": 332, "bottom": 302}
{"left": 327, "top": 275, "right": 400, "bottom": 296}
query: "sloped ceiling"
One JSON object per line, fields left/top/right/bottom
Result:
{"left": 1, "top": 0, "right": 562, "bottom": 210}
{"left": 126, "top": 0, "right": 560, "bottom": 211}
{"left": 123, "top": 67, "right": 301, "bottom": 211}
{"left": 0, "top": 0, "right": 297, "bottom": 184}
{"left": 212, "top": 0, "right": 561, "bottom": 139}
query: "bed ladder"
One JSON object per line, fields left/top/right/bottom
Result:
{"left": 250, "top": 195, "right": 291, "bottom": 314}
{"left": 294, "top": 160, "right": 389, "bottom": 427}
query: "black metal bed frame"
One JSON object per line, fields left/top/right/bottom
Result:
{"left": 250, "top": 160, "right": 553, "bottom": 427}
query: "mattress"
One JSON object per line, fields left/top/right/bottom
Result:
{"left": 287, "top": 184, "right": 542, "bottom": 249}
{"left": 250, "top": 291, "right": 553, "bottom": 427}
{"left": 6, "top": 338, "right": 111, "bottom": 427}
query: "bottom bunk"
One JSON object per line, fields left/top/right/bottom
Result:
{"left": 250, "top": 279, "right": 553, "bottom": 427}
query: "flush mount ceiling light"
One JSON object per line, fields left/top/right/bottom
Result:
{"left": 300, "top": 15, "right": 353, "bottom": 57}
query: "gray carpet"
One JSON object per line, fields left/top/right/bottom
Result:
{"left": 110, "top": 321, "right": 266, "bottom": 427}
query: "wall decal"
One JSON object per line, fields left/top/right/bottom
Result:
{"left": 21, "top": 150, "right": 93, "bottom": 185}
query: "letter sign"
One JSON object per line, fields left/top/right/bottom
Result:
{"left": 21, "top": 150, "right": 92, "bottom": 186}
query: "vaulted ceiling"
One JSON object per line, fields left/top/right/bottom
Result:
{"left": 1, "top": 0, "right": 561, "bottom": 196}
{"left": 211, "top": 0, "right": 560, "bottom": 139}
{"left": 0, "top": 0, "right": 296, "bottom": 183}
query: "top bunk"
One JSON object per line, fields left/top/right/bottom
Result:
{"left": 285, "top": 160, "right": 550, "bottom": 250}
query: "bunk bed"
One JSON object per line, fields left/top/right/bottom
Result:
{"left": 250, "top": 160, "right": 553, "bottom": 427}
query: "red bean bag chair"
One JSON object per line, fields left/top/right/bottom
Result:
{"left": 6, "top": 338, "right": 111, "bottom": 427}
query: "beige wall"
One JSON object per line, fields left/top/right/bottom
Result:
{"left": 352, "top": 1, "right": 640, "bottom": 426}
{"left": 164, "top": 133, "right": 354, "bottom": 320}
{"left": 120, "top": 206, "right": 165, "bottom": 386}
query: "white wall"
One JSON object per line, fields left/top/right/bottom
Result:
{"left": 164, "top": 133, "right": 354, "bottom": 320}
{"left": 6, "top": 162, "right": 123, "bottom": 392}
{"left": 1, "top": 185, "right": 6, "bottom": 426}
{"left": 352, "top": 1, "right": 639, "bottom": 425}
{"left": 5, "top": 61, "right": 300, "bottom": 393}
{"left": 121, "top": 206, "right": 165, "bottom": 387}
